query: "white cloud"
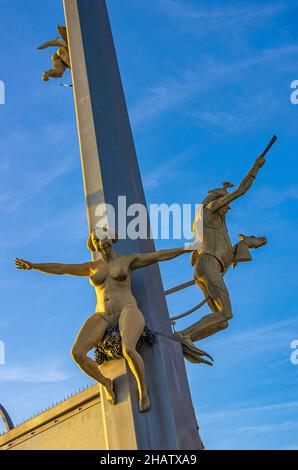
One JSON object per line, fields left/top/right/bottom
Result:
{"left": 197, "top": 396, "right": 298, "bottom": 448}
{"left": 0, "top": 203, "right": 86, "bottom": 249}
{"left": 131, "top": 73, "right": 198, "bottom": 127}
{"left": 237, "top": 421, "right": 298, "bottom": 434}
{"left": 130, "top": 44, "right": 298, "bottom": 127}
{"left": 143, "top": 151, "right": 192, "bottom": 189}
{"left": 0, "top": 121, "right": 79, "bottom": 213}
{"left": 194, "top": 318, "right": 298, "bottom": 386}
{"left": 227, "top": 318, "right": 298, "bottom": 344}
{"left": 200, "top": 399, "right": 298, "bottom": 425}
{"left": 193, "top": 110, "right": 250, "bottom": 130}
{"left": 250, "top": 186, "right": 298, "bottom": 209}
{"left": 0, "top": 157, "right": 76, "bottom": 212}
{"left": 0, "top": 360, "right": 71, "bottom": 383}
{"left": 191, "top": 90, "right": 275, "bottom": 132}
{"left": 207, "top": 317, "right": 298, "bottom": 358}
{"left": 159, "top": 0, "right": 287, "bottom": 34}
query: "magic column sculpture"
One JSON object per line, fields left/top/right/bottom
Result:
{"left": 63, "top": 0, "right": 203, "bottom": 450}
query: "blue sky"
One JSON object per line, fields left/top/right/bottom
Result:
{"left": 0, "top": 0, "right": 298, "bottom": 450}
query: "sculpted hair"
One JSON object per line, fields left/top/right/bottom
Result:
{"left": 86, "top": 229, "right": 118, "bottom": 252}
{"left": 86, "top": 234, "right": 96, "bottom": 252}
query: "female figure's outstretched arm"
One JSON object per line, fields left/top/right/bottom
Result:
{"left": 130, "top": 246, "right": 188, "bottom": 270}
{"left": 14, "top": 258, "right": 97, "bottom": 277}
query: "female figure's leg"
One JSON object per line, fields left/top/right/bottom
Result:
{"left": 71, "top": 313, "right": 116, "bottom": 404}
{"left": 119, "top": 306, "right": 150, "bottom": 412}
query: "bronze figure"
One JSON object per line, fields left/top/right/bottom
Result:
{"left": 15, "top": 230, "right": 192, "bottom": 412}
{"left": 176, "top": 136, "right": 276, "bottom": 344}
{"left": 38, "top": 26, "right": 70, "bottom": 82}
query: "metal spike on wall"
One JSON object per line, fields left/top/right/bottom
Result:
{"left": 1, "top": 384, "right": 97, "bottom": 433}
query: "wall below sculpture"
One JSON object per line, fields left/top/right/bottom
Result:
{"left": 0, "top": 385, "right": 106, "bottom": 450}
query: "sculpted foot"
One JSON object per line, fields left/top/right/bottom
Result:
{"left": 139, "top": 391, "right": 151, "bottom": 413}
{"left": 104, "top": 379, "right": 117, "bottom": 405}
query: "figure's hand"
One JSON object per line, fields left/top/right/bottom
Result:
{"left": 37, "top": 45, "right": 46, "bottom": 50}
{"left": 256, "top": 154, "right": 266, "bottom": 168}
{"left": 184, "top": 240, "right": 202, "bottom": 252}
{"left": 15, "top": 258, "right": 33, "bottom": 271}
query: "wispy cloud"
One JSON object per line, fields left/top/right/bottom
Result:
{"left": 0, "top": 156, "right": 76, "bottom": 213}
{"left": 0, "top": 122, "right": 78, "bottom": 212}
{"left": 227, "top": 184, "right": 298, "bottom": 237}
{"left": 250, "top": 186, "right": 298, "bottom": 209}
{"left": 130, "top": 44, "right": 298, "bottom": 127}
{"left": 237, "top": 421, "right": 298, "bottom": 434}
{"left": 193, "top": 110, "right": 254, "bottom": 131}
{"left": 131, "top": 73, "right": 198, "bottom": 127}
{"left": 208, "top": 317, "right": 298, "bottom": 356}
{"left": 0, "top": 204, "right": 86, "bottom": 249}
{"left": 191, "top": 91, "right": 275, "bottom": 132}
{"left": 198, "top": 397, "right": 298, "bottom": 448}
{"left": 0, "top": 360, "right": 71, "bottom": 383}
{"left": 159, "top": 0, "right": 287, "bottom": 35}
{"left": 198, "top": 401, "right": 298, "bottom": 449}
{"left": 143, "top": 151, "right": 192, "bottom": 189}
{"left": 227, "top": 318, "right": 298, "bottom": 344}
{"left": 200, "top": 399, "right": 298, "bottom": 425}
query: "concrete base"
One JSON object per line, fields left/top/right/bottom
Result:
{"left": 99, "top": 359, "right": 138, "bottom": 450}
{"left": 0, "top": 386, "right": 105, "bottom": 450}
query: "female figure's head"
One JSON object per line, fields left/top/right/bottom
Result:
{"left": 87, "top": 228, "right": 118, "bottom": 261}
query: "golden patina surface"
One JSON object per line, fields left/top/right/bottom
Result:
{"left": 15, "top": 229, "right": 192, "bottom": 413}
{"left": 176, "top": 136, "right": 277, "bottom": 346}
{"left": 37, "top": 25, "right": 70, "bottom": 82}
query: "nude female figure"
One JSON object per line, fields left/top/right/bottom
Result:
{"left": 15, "top": 231, "right": 190, "bottom": 412}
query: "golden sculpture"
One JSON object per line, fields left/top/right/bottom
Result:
{"left": 15, "top": 231, "right": 193, "bottom": 412}
{"left": 175, "top": 136, "right": 277, "bottom": 345}
{"left": 37, "top": 26, "right": 70, "bottom": 81}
